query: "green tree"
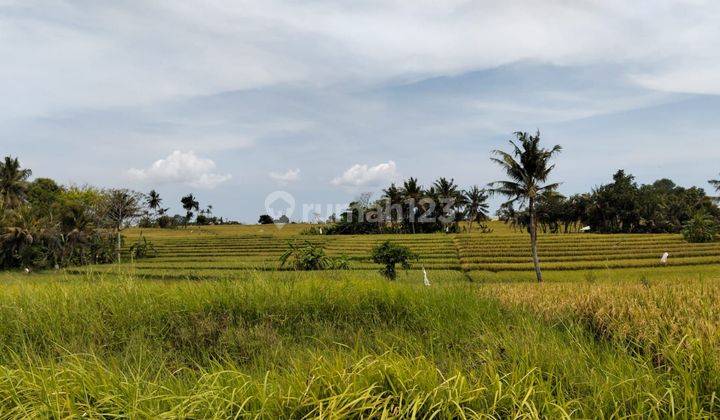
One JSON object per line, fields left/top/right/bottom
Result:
{"left": 0, "top": 226, "right": 34, "bottom": 268}
{"left": 401, "top": 177, "right": 423, "bottom": 234}
{"left": 180, "top": 194, "right": 199, "bottom": 227}
{"left": 682, "top": 212, "right": 718, "bottom": 243}
{"left": 146, "top": 190, "right": 162, "bottom": 216}
{"left": 463, "top": 186, "right": 490, "bottom": 232}
{"left": 27, "top": 178, "right": 62, "bottom": 218}
{"left": 432, "top": 177, "right": 462, "bottom": 229}
{"left": 382, "top": 183, "right": 403, "bottom": 227}
{"left": 490, "top": 131, "right": 562, "bottom": 283}
{"left": 371, "top": 240, "right": 417, "bottom": 280}
{"left": 258, "top": 214, "right": 274, "bottom": 224}
{"left": 102, "top": 189, "right": 144, "bottom": 263}
{"left": 0, "top": 156, "right": 32, "bottom": 209}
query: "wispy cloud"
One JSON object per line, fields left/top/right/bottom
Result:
{"left": 127, "top": 150, "right": 232, "bottom": 189}
{"left": 269, "top": 168, "right": 300, "bottom": 185}
{"left": 3, "top": 0, "right": 720, "bottom": 119}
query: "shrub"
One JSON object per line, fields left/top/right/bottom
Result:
{"left": 128, "top": 236, "right": 158, "bottom": 260}
{"left": 279, "top": 241, "right": 348, "bottom": 271}
{"left": 157, "top": 215, "right": 177, "bottom": 229}
{"left": 327, "top": 254, "right": 350, "bottom": 270}
{"left": 137, "top": 216, "right": 154, "bottom": 228}
{"left": 371, "top": 240, "right": 417, "bottom": 280}
{"left": 258, "top": 214, "right": 274, "bottom": 225}
{"left": 682, "top": 212, "right": 718, "bottom": 243}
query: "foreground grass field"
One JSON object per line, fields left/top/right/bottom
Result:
{"left": 1, "top": 223, "right": 719, "bottom": 417}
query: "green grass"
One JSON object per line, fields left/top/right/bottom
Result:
{"left": 1, "top": 223, "right": 719, "bottom": 417}
{"left": 0, "top": 273, "right": 717, "bottom": 417}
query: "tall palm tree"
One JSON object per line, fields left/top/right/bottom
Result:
{"left": 382, "top": 183, "right": 403, "bottom": 226}
{"left": 0, "top": 156, "right": 32, "bottom": 209}
{"left": 401, "top": 178, "right": 423, "bottom": 234}
{"left": 490, "top": 131, "right": 562, "bottom": 282}
{"left": 147, "top": 190, "right": 162, "bottom": 215}
{"left": 433, "top": 177, "right": 462, "bottom": 227}
{"left": 181, "top": 194, "right": 200, "bottom": 228}
{"left": 463, "top": 186, "right": 490, "bottom": 232}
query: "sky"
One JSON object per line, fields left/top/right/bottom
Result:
{"left": 2, "top": 0, "right": 720, "bottom": 222}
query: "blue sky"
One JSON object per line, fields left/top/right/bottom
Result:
{"left": 2, "top": 1, "right": 720, "bottom": 222}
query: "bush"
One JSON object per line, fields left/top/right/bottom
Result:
{"left": 682, "top": 212, "right": 718, "bottom": 243}
{"left": 371, "top": 240, "right": 417, "bottom": 280}
{"left": 137, "top": 216, "right": 154, "bottom": 228}
{"left": 128, "top": 236, "right": 158, "bottom": 260}
{"left": 258, "top": 215, "right": 274, "bottom": 225}
{"left": 157, "top": 215, "right": 177, "bottom": 229}
{"left": 279, "top": 241, "right": 349, "bottom": 271}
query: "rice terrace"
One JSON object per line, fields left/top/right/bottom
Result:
{"left": 4, "top": 1, "right": 720, "bottom": 418}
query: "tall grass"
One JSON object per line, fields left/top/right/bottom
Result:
{"left": 0, "top": 273, "right": 716, "bottom": 417}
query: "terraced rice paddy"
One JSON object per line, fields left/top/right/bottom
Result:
{"left": 71, "top": 223, "right": 720, "bottom": 280}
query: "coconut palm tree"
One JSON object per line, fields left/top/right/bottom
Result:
{"left": 146, "top": 190, "right": 162, "bottom": 216}
{"left": 0, "top": 226, "right": 34, "bottom": 268}
{"left": 382, "top": 183, "right": 403, "bottom": 226}
{"left": 433, "top": 178, "right": 462, "bottom": 227}
{"left": 180, "top": 194, "right": 199, "bottom": 228}
{"left": 401, "top": 178, "right": 423, "bottom": 234}
{"left": 0, "top": 156, "right": 32, "bottom": 209}
{"left": 490, "top": 131, "right": 562, "bottom": 282}
{"left": 463, "top": 186, "right": 490, "bottom": 232}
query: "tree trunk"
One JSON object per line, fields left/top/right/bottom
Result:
{"left": 411, "top": 208, "right": 416, "bottom": 234}
{"left": 116, "top": 229, "right": 122, "bottom": 264}
{"left": 528, "top": 198, "right": 543, "bottom": 283}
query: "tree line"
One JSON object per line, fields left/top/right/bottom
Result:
{"left": 0, "top": 156, "right": 230, "bottom": 270}
{"left": 326, "top": 131, "right": 720, "bottom": 282}
{"left": 329, "top": 136, "right": 720, "bottom": 238}
{"left": 498, "top": 170, "right": 720, "bottom": 235}
{"left": 325, "top": 180, "right": 491, "bottom": 235}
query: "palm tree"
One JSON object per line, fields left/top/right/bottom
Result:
{"left": 433, "top": 177, "right": 462, "bottom": 228}
{"left": 0, "top": 226, "right": 34, "bottom": 268}
{"left": 180, "top": 194, "right": 200, "bottom": 228}
{"left": 147, "top": 190, "right": 162, "bottom": 215}
{"left": 463, "top": 186, "right": 490, "bottom": 232}
{"left": 0, "top": 156, "right": 32, "bottom": 209}
{"left": 490, "top": 131, "right": 562, "bottom": 282}
{"left": 382, "top": 183, "right": 403, "bottom": 226}
{"left": 401, "top": 178, "right": 423, "bottom": 234}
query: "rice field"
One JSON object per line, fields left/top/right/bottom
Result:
{"left": 69, "top": 222, "right": 720, "bottom": 281}
{"left": 1, "top": 222, "right": 720, "bottom": 417}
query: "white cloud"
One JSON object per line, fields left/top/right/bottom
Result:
{"left": 127, "top": 150, "right": 232, "bottom": 189}
{"left": 631, "top": 62, "right": 720, "bottom": 95}
{"left": 331, "top": 161, "right": 398, "bottom": 188}
{"left": 269, "top": 168, "right": 300, "bottom": 185}
{"left": 2, "top": 0, "right": 720, "bottom": 120}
